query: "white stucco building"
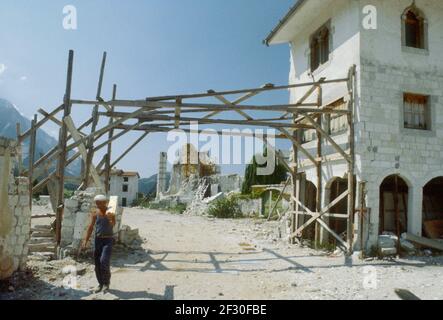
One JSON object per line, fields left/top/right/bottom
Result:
{"left": 266, "top": 0, "right": 443, "bottom": 251}
{"left": 107, "top": 169, "right": 139, "bottom": 207}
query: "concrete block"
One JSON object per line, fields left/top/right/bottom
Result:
{"left": 19, "top": 195, "right": 29, "bottom": 206}
{"left": 65, "top": 199, "right": 79, "bottom": 210}
{"left": 400, "top": 239, "right": 416, "bottom": 253}
{"left": 379, "top": 247, "right": 397, "bottom": 256}
{"left": 378, "top": 234, "right": 397, "bottom": 248}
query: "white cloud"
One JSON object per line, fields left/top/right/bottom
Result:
{"left": 0, "top": 64, "right": 7, "bottom": 75}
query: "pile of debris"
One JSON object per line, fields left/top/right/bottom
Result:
{"left": 118, "top": 225, "right": 143, "bottom": 248}
{"left": 377, "top": 231, "right": 443, "bottom": 257}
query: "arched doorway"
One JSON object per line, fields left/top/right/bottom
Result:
{"left": 379, "top": 175, "right": 409, "bottom": 236}
{"left": 422, "top": 177, "right": 443, "bottom": 239}
{"left": 328, "top": 177, "right": 348, "bottom": 238}
{"left": 299, "top": 180, "right": 317, "bottom": 241}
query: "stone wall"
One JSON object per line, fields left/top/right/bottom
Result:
{"left": 0, "top": 138, "right": 31, "bottom": 280}
{"left": 357, "top": 0, "right": 443, "bottom": 250}
{"left": 60, "top": 188, "right": 123, "bottom": 255}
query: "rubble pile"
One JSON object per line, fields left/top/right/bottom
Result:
{"left": 183, "top": 179, "right": 211, "bottom": 216}
{"left": 118, "top": 225, "right": 143, "bottom": 248}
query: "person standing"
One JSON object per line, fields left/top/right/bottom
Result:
{"left": 82, "top": 194, "right": 116, "bottom": 293}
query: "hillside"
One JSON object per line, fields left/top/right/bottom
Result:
{"left": 139, "top": 172, "right": 171, "bottom": 196}
{"left": 0, "top": 98, "right": 81, "bottom": 177}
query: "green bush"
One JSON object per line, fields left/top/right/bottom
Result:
{"left": 208, "top": 197, "right": 243, "bottom": 219}
{"left": 170, "top": 203, "right": 187, "bottom": 214}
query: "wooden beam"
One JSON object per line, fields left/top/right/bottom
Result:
{"left": 83, "top": 51, "right": 107, "bottom": 189}
{"left": 28, "top": 114, "right": 37, "bottom": 208}
{"left": 32, "top": 151, "right": 81, "bottom": 194}
{"left": 114, "top": 124, "right": 289, "bottom": 140}
{"left": 55, "top": 49, "right": 74, "bottom": 246}
{"left": 19, "top": 104, "right": 64, "bottom": 142}
{"left": 403, "top": 233, "right": 443, "bottom": 251}
{"left": 24, "top": 117, "right": 93, "bottom": 177}
{"left": 267, "top": 177, "right": 290, "bottom": 221}
{"left": 110, "top": 132, "right": 149, "bottom": 169}
{"left": 75, "top": 99, "right": 320, "bottom": 111}
{"left": 105, "top": 84, "right": 117, "bottom": 194}
{"left": 65, "top": 116, "right": 104, "bottom": 191}
{"left": 16, "top": 123, "right": 23, "bottom": 175}
{"left": 303, "top": 114, "right": 351, "bottom": 163}
{"left": 315, "top": 85, "right": 323, "bottom": 247}
{"left": 93, "top": 121, "right": 142, "bottom": 152}
{"left": 38, "top": 108, "right": 62, "bottom": 127}
{"left": 346, "top": 65, "right": 356, "bottom": 252}
{"left": 278, "top": 128, "right": 318, "bottom": 165}
{"left": 144, "top": 78, "right": 348, "bottom": 102}
{"left": 292, "top": 190, "right": 349, "bottom": 238}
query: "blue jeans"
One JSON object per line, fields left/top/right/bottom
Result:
{"left": 94, "top": 237, "right": 113, "bottom": 286}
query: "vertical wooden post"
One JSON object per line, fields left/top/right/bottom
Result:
{"left": 55, "top": 50, "right": 74, "bottom": 246}
{"left": 268, "top": 190, "right": 273, "bottom": 217}
{"left": 83, "top": 52, "right": 107, "bottom": 190}
{"left": 16, "top": 123, "right": 23, "bottom": 175}
{"left": 346, "top": 65, "right": 356, "bottom": 253}
{"left": 104, "top": 84, "right": 117, "bottom": 195}
{"left": 294, "top": 173, "right": 300, "bottom": 230}
{"left": 358, "top": 181, "right": 367, "bottom": 254}
{"left": 315, "top": 85, "right": 323, "bottom": 247}
{"left": 28, "top": 114, "right": 38, "bottom": 208}
{"left": 290, "top": 114, "right": 299, "bottom": 244}
{"left": 393, "top": 175, "right": 400, "bottom": 251}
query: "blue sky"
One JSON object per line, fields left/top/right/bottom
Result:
{"left": 0, "top": 0, "right": 294, "bottom": 178}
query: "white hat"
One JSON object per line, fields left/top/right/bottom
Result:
{"left": 94, "top": 194, "right": 107, "bottom": 202}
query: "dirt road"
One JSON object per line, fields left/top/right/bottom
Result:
{"left": 3, "top": 208, "right": 443, "bottom": 300}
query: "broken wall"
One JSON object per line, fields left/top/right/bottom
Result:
{"left": 0, "top": 138, "right": 31, "bottom": 280}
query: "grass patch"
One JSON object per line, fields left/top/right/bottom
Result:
{"left": 207, "top": 197, "right": 243, "bottom": 219}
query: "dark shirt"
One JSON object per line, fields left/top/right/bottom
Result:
{"left": 95, "top": 212, "right": 114, "bottom": 238}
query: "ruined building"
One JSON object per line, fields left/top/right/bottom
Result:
{"left": 156, "top": 144, "right": 243, "bottom": 205}
{"left": 265, "top": 0, "right": 443, "bottom": 251}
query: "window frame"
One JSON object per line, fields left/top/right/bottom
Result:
{"left": 403, "top": 92, "right": 431, "bottom": 131}
{"left": 309, "top": 21, "right": 332, "bottom": 73}
{"left": 401, "top": 5, "right": 428, "bottom": 52}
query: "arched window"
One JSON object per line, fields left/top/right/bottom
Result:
{"left": 310, "top": 24, "right": 330, "bottom": 72}
{"left": 402, "top": 6, "right": 427, "bottom": 49}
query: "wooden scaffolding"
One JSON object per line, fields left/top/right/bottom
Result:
{"left": 17, "top": 50, "right": 357, "bottom": 253}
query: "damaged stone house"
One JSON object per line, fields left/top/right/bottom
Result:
{"left": 156, "top": 144, "right": 243, "bottom": 206}
{"left": 265, "top": 0, "right": 443, "bottom": 251}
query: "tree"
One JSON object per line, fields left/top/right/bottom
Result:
{"left": 241, "top": 151, "right": 288, "bottom": 194}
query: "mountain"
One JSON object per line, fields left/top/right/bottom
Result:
{"left": 0, "top": 98, "right": 81, "bottom": 177}
{"left": 139, "top": 172, "right": 171, "bottom": 196}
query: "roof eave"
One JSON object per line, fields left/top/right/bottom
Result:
{"left": 264, "top": 0, "right": 308, "bottom": 46}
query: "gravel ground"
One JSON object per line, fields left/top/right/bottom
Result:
{"left": 1, "top": 206, "right": 443, "bottom": 300}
